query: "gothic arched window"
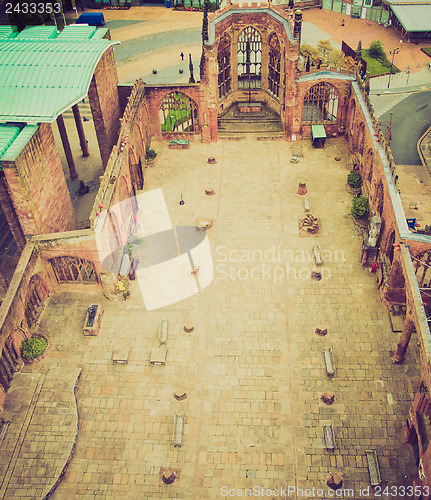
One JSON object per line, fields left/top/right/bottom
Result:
{"left": 218, "top": 33, "right": 231, "bottom": 99}
{"left": 303, "top": 82, "right": 339, "bottom": 123}
{"left": 268, "top": 33, "right": 281, "bottom": 98}
{"left": 159, "top": 92, "right": 198, "bottom": 133}
{"left": 237, "top": 27, "right": 262, "bottom": 89}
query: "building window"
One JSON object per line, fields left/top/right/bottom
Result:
{"left": 268, "top": 33, "right": 281, "bottom": 98}
{"left": 50, "top": 256, "right": 97, "bottom": 284}
{"left": 238, "top": 27, "right": 262, "bottom": 89}
{"left": 218, "top": 33, "right": 231, "bottom": 99}
{"left": 159, "top": 92, "right": 198, "bottom": 133}
{"left": 303, "top": 82, "right": 339, "bottom": 123}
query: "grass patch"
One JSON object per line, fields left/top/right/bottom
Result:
{"left": 361, "top": 49, "right": 391, "bottom": 76}
{"left": 423, "top": 48, "right": 431, "bottom": 57}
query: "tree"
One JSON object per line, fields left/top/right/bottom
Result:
{"left": 317, "top": 40, "right": 333, "bottom": 61}
{"left": 368, "top": 40, "right": 385, "bottom": 61}
{"left": 355, "top": 40, "right": 362, "bottom": 63}
{"left": 300, "top": 44, "right": 320, "bottom": 66}
{"left": 338, "top": 55, "right": 356, "bottom": 72}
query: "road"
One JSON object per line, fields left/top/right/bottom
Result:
{"left": 371, "top": 90, "right": 431, "bottom": 165}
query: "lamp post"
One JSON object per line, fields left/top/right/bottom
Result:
{"left": 387, "top": 48, "right": 399, "bottom": 89}
{"left": 405, "top": 69, "right": 410, "bottom": 87}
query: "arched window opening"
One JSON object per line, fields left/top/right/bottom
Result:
{"left": 218, "top": 34, "right": 231, "bottom": 99}
{"left": 303, "top": 82, "right": 339, "bottom": 123}
{"left": 238, "top": 27, "right": 262, "bottom": 89}
{"left": 268, "top": 33, "right": 281, "bottom": 98}
{"left": 159, "top": 92, "right": 198, "bottom": 133}
{"left": 24, "top": 274, "right": 49, "bottom": 328}
{"left": 50, "top": 256, "right": 98, "bottom": 284}
{"left": 414, "top": 251, "right": 431, "bottom": 289}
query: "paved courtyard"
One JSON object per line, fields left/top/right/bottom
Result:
{"left": 0, "top": 137, "right": 420, "bottom": 499}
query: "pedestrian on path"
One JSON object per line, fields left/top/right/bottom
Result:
{"left": 180, "top": 52, "right": 184, "bottom": 61}
{"left": 341, "top": 19, "right": 345, "bottom": 26}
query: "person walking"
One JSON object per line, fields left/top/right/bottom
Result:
{"left": 180, "top": 52, "right": 184, "bottom": 61}
{"left": 341, "top": 19, "right": 345, "bottom": 26}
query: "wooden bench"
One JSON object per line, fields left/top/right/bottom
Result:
{"left": 303, "top": 196, "right": 310, "bottom": 212}
{"left": 324, "top": 424, "right": 335, "bottom": 450}
{"left": 173, "top": 413, "right": 184, "bottom": 447}
{"left": 366, "top": 450, "right": 381, "bottom": 486}
{"left": 313, "top": 244, "right": 323, "bottom": 266}
{"left": 323, "top": 347, "right": 335, "bottom": 375}
{"left": 158, "top": 319, "right": 168, "bottom": 345}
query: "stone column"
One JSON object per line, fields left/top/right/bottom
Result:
{"left": 56, "top": 114, "right": 78, "bottom": 180}
{"left": 72, "top": 104, "right": 89, "bottom": 157}
{"left": 0, "top": 175, "right": 26, "bottom": 251}
{"left": 392, "top": 314, "right": 415, "bottom": 364}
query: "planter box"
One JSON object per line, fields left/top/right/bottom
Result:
{"left": 83, "top": 304, "right": 104, "bottom": 336}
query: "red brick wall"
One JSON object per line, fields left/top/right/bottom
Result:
{"left": 2, "top": 124, "right": 76, "bottom": 236}
{"left": 88, "top": 48, "right": 121, "bottom": 168}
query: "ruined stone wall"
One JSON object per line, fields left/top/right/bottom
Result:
{"left": 88, "top": 47, "right": 121, "bottom": 168}
{"left": 1, "top": 124, "right": 76, "bottom": 236}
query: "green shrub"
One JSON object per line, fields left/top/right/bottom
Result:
{"left": 21, "top": 336, "right": 47, "bottom": 359}
{"left": 351, "top": 195, "right": 369, "bottom": 219}
{"left": 347, "top": 171, "right": 362, "bottom": 189}
{"left": 145, "top": 149, "right": 157, "bottom": 161}
{"left": 368, "top": 40, "right": 385, "bottom": 60}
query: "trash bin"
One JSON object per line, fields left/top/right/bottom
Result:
{"left": 166, "top": 0, "right": 171, "bottom": 7}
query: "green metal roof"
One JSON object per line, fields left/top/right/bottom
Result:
{"left": 90, "top": 28, "right": 109, "bottom": 40}
{"left": 0, "top": 39, "right": 119, "bottom": 123}
{"left": 390, "top": 4, "right": 431, "bottom": 31}
{"left": 0, "top": 125, "right": 21, "bottom": 160}
{"left": 16, "top": 26, "right": 58, "bottom": 39}
{"left": 312, "top": 124, "right": 327, "bottom": 139}
{"left": 1, "top": 125, "right": 38, "bottom": 163}
{"left": 0, "top": 26, "right": 18, "bottom": 40}
{"left": 57, "top": 25, "right": 98, "bottom": 39}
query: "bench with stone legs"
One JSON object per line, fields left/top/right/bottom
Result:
{"left": 323, "top": 347, "right": 335, "bottom": 375}
{"left": 313, "top": 244, "right": 323, "bottom": 266}
{"left": 323, "top": 424, "right": 335, "bottom": 450}
{"left": 158, "top": 319, "right": 168, "bottom": 345}
{"left": 173, "top": 413, "right": 184, "bottom": 447}
{"left": 366, "top": 449, "right": 381, "bottom": 486}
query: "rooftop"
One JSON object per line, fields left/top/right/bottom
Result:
{"left": 0, "top": 27, "right": 119, "bottom": 124}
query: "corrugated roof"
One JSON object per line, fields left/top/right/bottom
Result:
{"left": 16, "top": 26, "right": 58, "bottom": 39}
{"left": 0, "top": 26, "right": 18, "bottom": 40}
{"left": 390, "top": 4, "right": 431, "bottom": 31}
{"left": 57, "top": 25, "right": 98, "bottom": 39}
{"left": 0, "top": 125, "right": 21, "bottom": 160}
{"left": 91, "top": 28, "right": 109, "bottom": 40}
{"left": 0, "top": 39, "right": 119, "bottom": 123}
{"left": 1, "top": 125, "right": 38, "bottom": 163}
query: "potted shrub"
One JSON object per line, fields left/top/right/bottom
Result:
{"left": 351, "top": 195, "right": 370, "bottom": 227}
{"left": 21, "top": 334, "right": 48, "bottom": 363}
{"left": 347, "top": 171, "right": 362, "bottom": 195}
{"left": 116, "top": 278, "right": 130, "bottom": 300}
{"left": 145, "top": 148, "right": 158, "bottom": 168}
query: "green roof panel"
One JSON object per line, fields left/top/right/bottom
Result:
{"left": 390, "top": 4, "right": 431, "bottom": 31}
{"left": 0, "top": 125, "right": 21, "bottom": 160}
{"left": 0, "top": 38, "right": 119, "bottom": 122}
{"left": 0, "top": 26, "right": 18, "bottom": 40}
{"left": 1, "top": 125, "right": 38, "bottom": 162}
{"left": 16, "top": 26, "right": 58, "bottom": 39}
{"left": 58, "top": 25, "right": 98, "bottom": 39}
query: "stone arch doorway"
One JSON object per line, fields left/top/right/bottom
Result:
{"left": 237, "top": 26, "right": 262, "bottom": 90}
{"left": 24, "top": 273, "right": 49, "bottom": 329}
{"left": 268, "top": 32, "right": 281, "bottom": 98}
{"left": 159, "top": 92, "right": 199, "bottom": 134}
{"left": 129, "top": 148, "right": 144, "bottom": 192}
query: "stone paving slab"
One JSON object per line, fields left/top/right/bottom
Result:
{"left": 0, "top": 368, "right": 81, "bottom": 499}
{"left": 0, "top": 138, "right": 420, "bottom": 499}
